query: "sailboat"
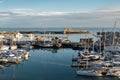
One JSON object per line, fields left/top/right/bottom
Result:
{"left": 77, "top": 50, "right": 103, "bottom": 76}
{"left": 104, "top": 21, "right": 120, "bottom": 52}
{"left": 78, "top": 35, "right": 100, "bottom": 61}
{"left": 76, "top": 37, "right": 103, "bottom": 76}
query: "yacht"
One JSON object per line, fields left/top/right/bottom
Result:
{"left": 78, "top": 50, "right": 100, "bottom": 61}
{"left": 76, "top": 69, "right": 103, "bottom": 76}
{"left": 104, "top": 45, "right": 120, "bottom": 52}
{"left": 106, "top": 68, "right": 120, "bottom": 76}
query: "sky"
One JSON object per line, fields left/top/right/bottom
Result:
{"left": 0, "top": 0, "right": 120, "bottom": 28}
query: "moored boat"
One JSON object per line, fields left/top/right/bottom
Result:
{"left": 76, "top": 69, "right": 103, "bottom": 76}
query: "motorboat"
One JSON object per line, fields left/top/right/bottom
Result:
{"left": 10, "top": 45, "right": 17, "bottom": 50}
{"left": 106, "top": 68, "right": 120, "bottom": 76}
{"left": 0, "top": 45, "right": 9, "bottom": 51}
{"left": 78, "top": 50, "right": 100, "bottom": 60}
{"left": 76, "top": 69, "right": 103, "bottom": 76}
{"left": 37, "top": 41, "right": 53, "bottom": 48}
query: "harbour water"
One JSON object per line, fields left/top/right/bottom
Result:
{"left": 0, "top": 28, "right": 120, "bottom": 80}
{"left": 0, "top": 48, "right": 119, "bottom": 80}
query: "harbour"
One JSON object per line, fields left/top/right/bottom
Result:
{"left": 0, "top": 27, "right": 120, "bottom": 80}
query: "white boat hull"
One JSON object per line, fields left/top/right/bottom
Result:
{"left": 77, "top": 70, "right": 103, "bottom": 76}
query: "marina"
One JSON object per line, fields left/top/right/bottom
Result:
{"left": 0, "top": 28, "right": 120, "bottom": 80}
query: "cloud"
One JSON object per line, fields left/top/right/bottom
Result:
{"left": 95, "top": 7, "right": 120, "bottom": 13}
{"left": 36, "top": 12, "right": 68, "bottom": 16}
{"left": 0, "top": 7, "right": 120, "bottom": 28}
{"left": 9, "top": 8, "right": 68, "bottom": 16}
{"left": 0, "top": 8, "right": 68, "bottom": 16}
{"left": 0, "top": 12, "right": 10, "bottom": 16}
{"left": 9, "top": 8, "right": 33, "bottom": 16}
{"left": 10, "top": 8, "right": 33, "bottom": 11}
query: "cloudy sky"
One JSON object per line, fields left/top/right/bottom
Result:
{"left": 0, "top": 0, "right": 120, "bottom": 28}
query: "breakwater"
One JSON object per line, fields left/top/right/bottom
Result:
{"left": 0, "top": 28, "right": 91, "bottom": 34}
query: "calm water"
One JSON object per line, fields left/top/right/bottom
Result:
{"left": 0, "top": 49, "right": 119, "bottom": 80}
{"left": 0, "top": 28, "right": 120, "bottom": 80}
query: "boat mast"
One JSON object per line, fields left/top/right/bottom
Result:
{"left": 104, "top": 31, "right": 106, "bottom": 50}
{"left": 44, "top": 28, "right": 46, "bottom": 45}
{"left": 99, "top": 29, "right": 102, "bottom": 54}
{"left": 112, "top": 21, "right": 116, "bottom": 45}
{"left": 92, "top": 34, "right": 94, "bottom": 52}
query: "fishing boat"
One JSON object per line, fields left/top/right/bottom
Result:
{"left": 37, "top": 30, "right": 53, "bottom": 48}
{"left": 37, "top": 41, "right": 53, "bottom": 48}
